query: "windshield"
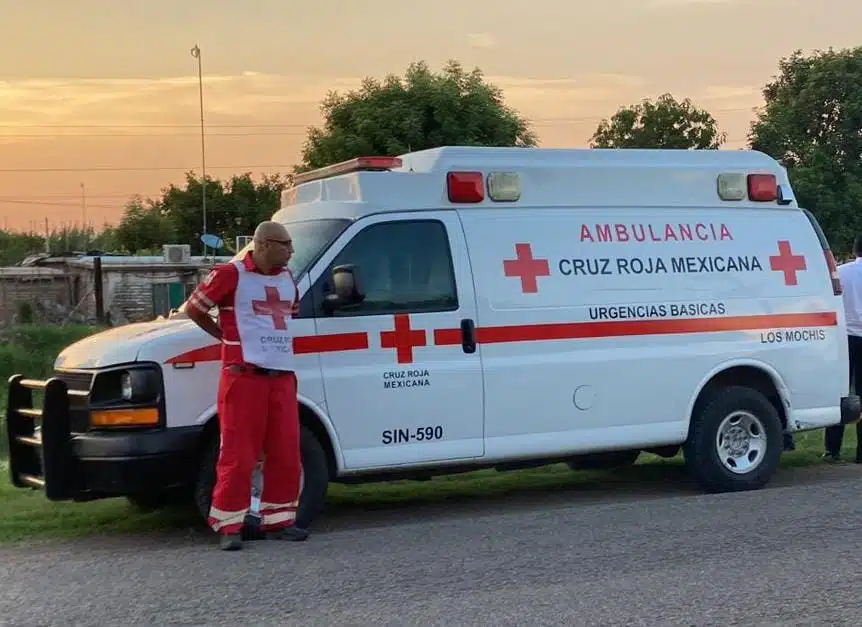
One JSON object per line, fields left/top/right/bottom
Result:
{"left": 170, "top": 218, "right": 349, "bottom": 320}
{"left": 231, "top": 218, "right": 351, "bottom": 277}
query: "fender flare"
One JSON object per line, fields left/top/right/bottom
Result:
{"left": 685, "top": 357, "right": 791, "bottom": 427}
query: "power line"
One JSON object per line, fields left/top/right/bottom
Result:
{"left": 1, "top": 131, "right": 310, "bottom": 138}
{"left": 0, "top": 163, "right": 294, "bottom": 173}
{"left": 0, "top": 198, "right": 117, "bottom": 209}
{"left": 0, "top": 193, "right": 141, "bottom": 200}
{"left": 0, "top": 131, "right": 752, "bottom": 177}
{"left": 0, "top": 107, "right": 759, "bottom": 131}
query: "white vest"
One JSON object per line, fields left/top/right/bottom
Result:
{"left": 232, "top": 260, "right": 298, "bottom": 370}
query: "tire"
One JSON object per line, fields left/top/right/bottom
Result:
{"left": 566, "top": 449, "right": 640, "bottom": 471}
{"left": 296, "top": 425, "right": 330, "bottom": 529}
{"left": 194, "top": 423, "right": 330, "bottom": 530}
{"left": 683, "top": 385, "right": 783, "bottom": 493}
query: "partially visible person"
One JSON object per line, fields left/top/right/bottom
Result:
{"left": 823, "top": 235, "right": 862, "bottom": 462}
{"left": 184, "top": 220, "right": 306, "bottom": 550}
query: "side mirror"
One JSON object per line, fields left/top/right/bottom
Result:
{"left": 323, "top": 264, "right": 364, "bottom": 313}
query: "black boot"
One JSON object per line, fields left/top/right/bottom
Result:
{"left": 266, "top": 526, "right": 309, "bottom": 542}
{"left": 219, "top": 534, "right": 242, "bottom": 551}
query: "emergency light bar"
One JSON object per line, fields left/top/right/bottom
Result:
{"left": 292, "top": 156, "right": 403, "bottom": 185}
{"left": 447, "top": 171, "right": 522, "bottom": 203}
{"left": 716, "top": 172, "right": 778, "bottom": 202}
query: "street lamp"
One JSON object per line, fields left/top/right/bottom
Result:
{"left": 190, "top": 44, "right": 207, "bottom": 257}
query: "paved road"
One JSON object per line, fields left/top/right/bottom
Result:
{"left": 2, "top": 464, "right": 862, "bottom": 626}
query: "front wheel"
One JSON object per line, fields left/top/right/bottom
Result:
{"left": 683, "top": 385, "right": 783, "bottom": 493}
{"left": 194, "top": 423, "right": 330, "bottom": 530}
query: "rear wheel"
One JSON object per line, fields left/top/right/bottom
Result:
{"left": 683, "top": 385, "right": 783, "bottom": 493}
{"left": 194, "top": 423, "right": 330, "bottom": 530}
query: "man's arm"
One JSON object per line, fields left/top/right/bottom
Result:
{"left": 184, "top": 264, "right": 237, "bottom": 341}
{"left": 187, "top": 305, "right": 222, "bottom": 341}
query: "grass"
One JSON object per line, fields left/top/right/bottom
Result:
{"left": 0, "top": 322, "right": 855, "bottom": 544}
{"left": 0, "top": 428, "right": 852, "bottom": 545}
{"left": 0, "top": 323, "right": 104, "bottom": 458}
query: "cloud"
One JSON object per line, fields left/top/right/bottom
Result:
{"left": 467, "top": 33, "right": 496, "bottom": 49}
{"left": 647, "top": 0, "right": 736, "bottom": 6}
{"left": 0, "top": 71, "right": 647, "bottom": 142}
{"left": 487, "top": 74, "right": 648, "bottom": 107}
{"left": 0, "top": 73, "right": 364, "bottom": 135}
{"left": 700, "top": 85, "right": 761, "bottom": 100}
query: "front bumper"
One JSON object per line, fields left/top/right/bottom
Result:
{"left": 5, "top": 373, "right": 202, "bottom": 501}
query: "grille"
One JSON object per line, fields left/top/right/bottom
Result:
{"left": 53, "top": 370, "right": 94, "bottom": 433}
{"left": 53, "top": 370, "right": 94, "bottom": 392}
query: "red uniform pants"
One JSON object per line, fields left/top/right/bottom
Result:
{"left": 208, "top": 365, "right": 302, "bottom": 535}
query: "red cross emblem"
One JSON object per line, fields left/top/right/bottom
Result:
{"left": 252, "top": 285, "right": 294, "bottom": 330}
{"left": 380, "top": 314, "right": 426, "bottom": 364}
{"left": 503, "top": 243, "right": 550, "bottom": 293}
{"left": 769, "top": 240, "right": 807, "bottom": 286}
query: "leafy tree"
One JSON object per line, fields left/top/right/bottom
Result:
{"left": 0, "top": 226, "right": 117, "bottom": 265}
{"left": 114, "top": 172, "right": 291, "bottom": 255}
{"left": 297, "top": 60, "right": 538, "bottom": 171}
{"left": 591, "top": 93, "right": 726, "bottom": 150}
{"left": 748, "top": 46, "right": 862, "bottom": 253}
{"left": 114, "top": 197, "right": 174, "bottom": 254}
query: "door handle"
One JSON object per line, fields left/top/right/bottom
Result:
{"left": 460, "top": 318, "right": 477, "bottom": 354}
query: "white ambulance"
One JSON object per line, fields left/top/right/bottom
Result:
{"left": 5, "top": 146, "right": 859, "bottom": 530}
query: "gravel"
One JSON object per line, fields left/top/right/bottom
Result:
{"left": 0, "top": 464, "right": 860, "bottom": 626}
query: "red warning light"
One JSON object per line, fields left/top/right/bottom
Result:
{"left": 447, "top": 171, "right": 484, "bottom": 203}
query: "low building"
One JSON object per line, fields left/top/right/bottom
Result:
{"left": 0, "top": 266, "right": 71, "bottom": 325}
{"left": 3, "top": 251, "right": 232, "bottom": 325}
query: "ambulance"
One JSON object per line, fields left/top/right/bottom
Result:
{"left": 5, "top": 146, "right": 859, "bottom": 530}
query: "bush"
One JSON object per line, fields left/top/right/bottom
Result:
{"left": 0, "top": 324, "right": 102, "bottom": 384}
{"left": 0, "top": 324, "right": 102, "bottom": 458}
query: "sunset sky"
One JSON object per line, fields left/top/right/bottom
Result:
{"left": 0, "top": 0, "right": 858, "bottom": 233}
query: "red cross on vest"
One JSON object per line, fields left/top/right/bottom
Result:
{"left": 252, "top": 285, "right": 294, "bottom": 330}
{"left": 503, "top": 243, "right": 551, "bottom": 293}
{"left": 769, "top": 240, "right": 807, "bottom": 286}
{"left": 380, "top": 314, "right": 426, "bottom": 364}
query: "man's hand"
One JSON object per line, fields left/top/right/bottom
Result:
{"left": 186, "top": 305, "right": 223, "bottom": 341}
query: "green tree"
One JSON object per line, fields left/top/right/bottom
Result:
{"left": 0, "top": 226, "right": 117, "bottom": 265}
{"left": 297, "top": 60, "right": 538, "bottom": 171}
{"left": 114, "top": 197, "right": 174, "bottom": 254}
{"left": 591, "top": 93, "right": 726, "bottom": 149}
{"left": 113, "top": 172, "right": 292, "bottom": 255}
{"left": 748, "top": 46, "right": 862, "bottom": 254}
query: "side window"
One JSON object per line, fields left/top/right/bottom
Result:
{"left": 313, "top": 220, "right": 458, "bottom": 317}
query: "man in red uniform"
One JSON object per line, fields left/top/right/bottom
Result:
{"left": 185, "top": 220, "right": 307, "bottom": 550}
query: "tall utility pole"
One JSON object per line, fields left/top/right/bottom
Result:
{"left": 190, "top": 44, "right": 207, "bottom": 257}
{"left": 80, "top": 182, "right": 87, "bottom": 247}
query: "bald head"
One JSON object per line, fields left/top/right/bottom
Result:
{"left": 253, "top": 220, "right": 289, "bottom": 243}
{"left": 251, "top": 220, "right": 293, "bottom": 271}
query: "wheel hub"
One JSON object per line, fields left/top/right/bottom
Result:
{"left": 715, "top": 410, "right": 767, "bottom": 474}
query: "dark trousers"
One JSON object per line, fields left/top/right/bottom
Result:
{"left": 824, "top": 334, "right": 862, "bottom": 457}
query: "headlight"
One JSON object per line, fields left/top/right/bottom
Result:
{"left": 120, "top": 373, "right": 133, "bottom": 400}
{"left": 91, "top": 365, "right": 162, "bottom": 405}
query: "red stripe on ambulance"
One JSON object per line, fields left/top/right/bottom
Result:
{"left": 166, "top": 331, "right": 370, "bottom": 364}
{"left": 468, "top": 311, "right": 836, "bottom": 345}
{"left": 293, "top": 332, "right": 369, "bottom": 355}
{"left": 165, "top": 311, "right": 836, "bottom": 364}
{"left": 165, "top": 344, "right": 222, "bottom": 364}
